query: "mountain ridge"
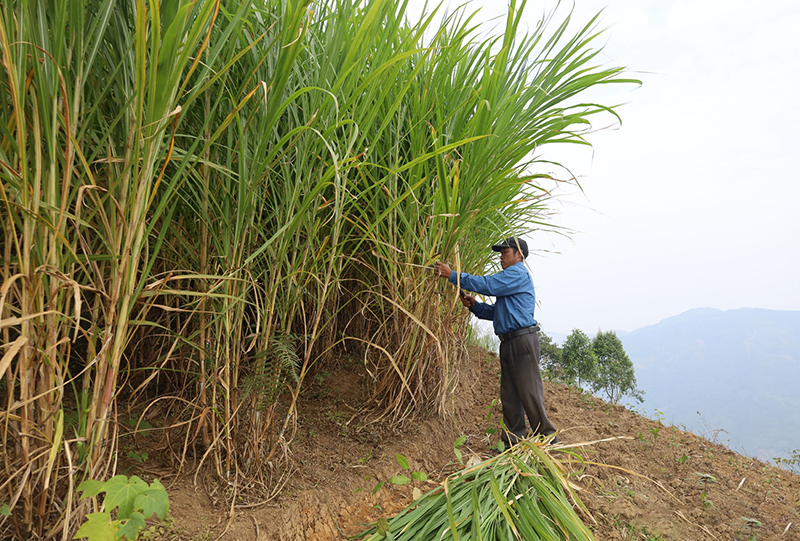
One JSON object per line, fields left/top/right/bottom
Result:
{"left": 619, "top": 307, "right": 800, "bottom": 463}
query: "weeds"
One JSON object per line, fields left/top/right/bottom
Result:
{"left": 74, "top": 476, "right": 169, "bottom": 541}
{"left": 370, "top": 454, "right": 427, "bottom": 496}
{"left": 773, "top": 449, "right": 800, "bottom": 474}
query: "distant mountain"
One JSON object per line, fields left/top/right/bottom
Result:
{"left": 620, "top": 308, "right": 800, "bottom": 463}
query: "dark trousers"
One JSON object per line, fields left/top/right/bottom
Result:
{"left": 498, "top": 330, "right": 556, "bottom": 446}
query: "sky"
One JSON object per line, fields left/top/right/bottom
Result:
{"left": 407, "top": 0, "right": 800, "bottom": 335}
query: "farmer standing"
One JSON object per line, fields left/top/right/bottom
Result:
{"left": 434, "top": 237, "right": 557, "bottom": 450}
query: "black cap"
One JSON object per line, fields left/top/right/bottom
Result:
{"left": 491, "top": 237, "right": 528, "bottom": 258}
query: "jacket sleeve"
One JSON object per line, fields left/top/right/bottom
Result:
{"left": 470, "top": 302, "right": 495, "bottom": 321}
{"left": 448, "top": 264, "right": 527, "bottom": 297}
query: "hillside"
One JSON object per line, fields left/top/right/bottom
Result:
{"left": 132, "top": 344, "right": 800, "bottom": 540}
{"left": 621, "top": 308, "right": 800, "bottom": 463}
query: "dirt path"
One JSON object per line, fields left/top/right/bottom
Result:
{"left": 146, "top": 346, "right": 799, "bottom": 540}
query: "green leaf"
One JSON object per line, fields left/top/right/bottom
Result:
{"left": 453, "top": 435, "right": 467, "bottom": 448}
{"left": 376, "top": 516, "right": 396, "bottom": 539}
{"left": 695, "top": 472, "right": 717, "bottom": 483}
{"left": 411, "top": 471, "right": 427, "bottom": 482}
{"left": 0, "top": 503, "right": 10, "bottom": 516}
{"left": 395, "top": 454, "right": 410, "bottom": 470}
{"left": 454, "top": 447, "right": 463, "bottom": 463}
{"left": 77, "top": 479, "right": 106, "bottom": 499}
{"left": 116, "top": 511, "right": 146, "bottom": 540}
{"left": 103, "top": 476, "right": 149, "bottom": 520}
{"left": 389, "top": 475, "right": 411, "bottom": 485}
{"left": 134, "top": 483, "right": 169, "bottom": 520}
{"left": 372, "top": 481, "right": 385, "bottom": 495}
{"left": 73, "top": 512, "right": 118, "bottom": 541}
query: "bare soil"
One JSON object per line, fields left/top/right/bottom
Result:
{"left": 131, "top": 346, "right": 800, "bottom": 540}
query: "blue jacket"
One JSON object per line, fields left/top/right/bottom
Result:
{"left": 448, "top": 261, "right": 537, "bottom": 335}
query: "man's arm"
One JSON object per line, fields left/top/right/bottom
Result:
{"left": 470, "top": 301, "right": 495, "bottom": 321}
{"left": 435, "top": 264, "right": 495, "bottom": 320}
{"left": 448, "top": 263, "right": 529, "bottom": 297}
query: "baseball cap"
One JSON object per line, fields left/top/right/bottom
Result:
{"left": 491, "top": 237, "right": 528, "bottom": 258}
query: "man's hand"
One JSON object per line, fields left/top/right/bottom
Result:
{"left": 461, "top": 294, "right": 476, "bottom": 309}
{"left": 433, "top": 262, "right": 452, "bottom": 279}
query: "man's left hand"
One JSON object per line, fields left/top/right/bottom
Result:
{"left": 434, "top": 262, "right": 452, "bottom": 279}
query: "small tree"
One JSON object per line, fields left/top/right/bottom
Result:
{"left": 591, "top": 330, "right": 643, "bottom": 404}
{"left": 561, "top": 329, "right": 597, "bottom": 390}
{"left": 539, "top": 332, "right": 562, "bottom": 378}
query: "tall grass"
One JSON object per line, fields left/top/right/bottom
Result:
{"left": 343, "top": 0, "right": 636, "bottom": 424}
{"left": 0, "top": 0, "right": 223, "bottom": 535}
{"left": 0, "top": 0, "right": 637, "bottom": 537}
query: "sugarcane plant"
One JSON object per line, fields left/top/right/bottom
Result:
{"left": 342, "top": 0, "right": 638, "bottom": 425}
{"left": 0, "top": 0, "right": 229, "bottom": 536}
{"left": 0, "top": 0, "right": 637, "bottom": 537}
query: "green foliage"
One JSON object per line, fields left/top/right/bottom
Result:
{"left": 773, "top": 449, "right": 800, "bottom": 474}
{"left": 561, "top": 329, "right": 598, "bottom": 390}
{"left": 544, "top": 329, "right": 643, "bottom": 405}
{"left": 375, "top": 454, "right": 427, "bottom": 492}
{"left": 453, "top": 435, "right": 467, "bottom": 464}
{"left": 395, "top": 453, "right": 426, "bottom": 483}
{"left": 539, "top": 332, "right": 562, "bottom": 376}
{"left": 361, "top": 441, "right": 596, "bottom": 540}
{"left": 467, "top": 323, "right": 499, "bottom": 350}
{"left": 126, "top": 450, "right": 149, "bottom": 464}
{"left": 243, "top": 333, "right": 300, "bottom": 411}
{"left": 591, "top": 330, "right": 643, "bottom": 404}
{"left": 74, "top": 512, "right": 119, "bottom": 541}
{"left": 396, "top": 454, "right": 410, "bottom": 470}
{"left": 75, "top": 476, "right": 169, "bottom": 541}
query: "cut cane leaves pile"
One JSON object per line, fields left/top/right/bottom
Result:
{"left": 359, "top": 440, "right": 597, "bottom": 541}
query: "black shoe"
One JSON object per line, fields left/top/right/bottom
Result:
{"left": 549, "top": 435, "right": 559, "bottom": 445}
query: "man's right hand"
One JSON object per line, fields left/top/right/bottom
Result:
{"left": 433, "top": 262, "right": 452, "bottom": 279}
{"left": 461, "top": 294, "right": 476, "bottom": 309}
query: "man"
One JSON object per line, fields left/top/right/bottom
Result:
{"left": 434, "top": 237, "right": 557, "bottom": 450}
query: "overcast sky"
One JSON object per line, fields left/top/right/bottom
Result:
{"left": 408, "top": 0, "right": 800, "bottom": 334}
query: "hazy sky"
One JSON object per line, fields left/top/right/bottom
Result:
{"left": 407, "top": 0, "right": 800, "bottom": 334}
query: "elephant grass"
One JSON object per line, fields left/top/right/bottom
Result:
{"left": 0, "top": 0, "right": 637, "bottom": 537}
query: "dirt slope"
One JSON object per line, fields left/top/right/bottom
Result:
{"left": 158, "top": 346, "right": 800, "bottom": 540}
